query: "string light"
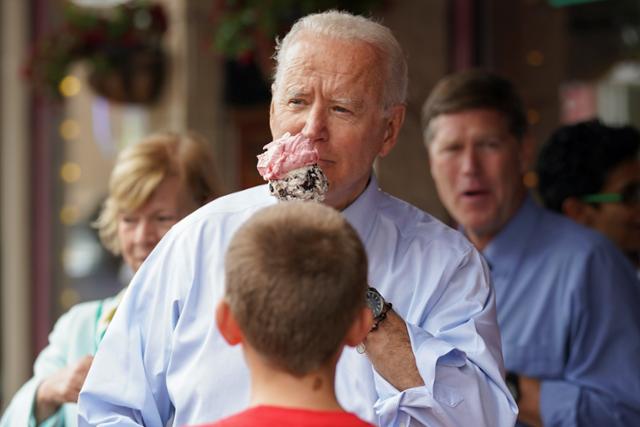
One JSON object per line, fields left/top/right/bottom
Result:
{"left": 523, "top": 171, "right": 539, "bottom": 188}
{"left": 60, "top": 162, "right": 82, "bottom": 183}
{"left": 60, "top": 119, "right": 80, "bottom": 140}
{"left": 59, "top": 75, "right": 82, "bottom": 97}
{"left": 60, "top": 204, "right": 80, "bottom": 225}
{"left": 527, "top": 109, "right": 541, "bottom": 125}
{"left": 526, "top": 50, "right": 544, "bottom": 67}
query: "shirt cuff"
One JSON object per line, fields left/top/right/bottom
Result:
{"left": 540, "top": 379, "right": 580, "bottom": 426}
{"left": 372, "top": 322, "right": 467, "bottom": 424}
{"left": 373, "top": 384, "right": 436, "bottom": 427}
{"left": 408, "top": 322, "right": 467, "bottom": 390}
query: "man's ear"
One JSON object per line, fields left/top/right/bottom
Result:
{"left": 378, "top": 104, "right": 406, "bottom": 158}
{"left": 269, "top": 99, "right": 276, "bottom": 137}
{"left": 344, "top": 306, "right": 374, "bottom": 347}
{"left": 562, "top": 197, "right": 593, "bottom": 226}
{"left": 215, "top": 300, "right": 243, "bottom": 346}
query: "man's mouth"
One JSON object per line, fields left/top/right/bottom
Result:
{"left": 460, "top": 189, "right": 490, "bottom": 199}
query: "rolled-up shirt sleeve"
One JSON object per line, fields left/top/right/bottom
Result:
{"left": 372, "top": 325, "right": 467, "bottom": 427}
{"left": 366, "top": 243, "right": 517, "bottom": 427}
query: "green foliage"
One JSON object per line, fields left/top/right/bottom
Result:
{"left": 211, "top": 0, "right": 384, "bottom": 59}
{"left": 24, "top": 0, "right": 167, "bottom": 98}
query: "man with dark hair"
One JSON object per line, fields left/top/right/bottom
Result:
{"left": 197, "top": 201, "right": 374, "bottom": 427}
{"left": 537, "top": 119, "right": 640, "bottom": 271}
{"left": 422, "top": 69, "right": 640, "bottom": 426}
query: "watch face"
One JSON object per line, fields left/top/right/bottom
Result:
{"left": 366, "top": 287, "right": 385, "bottom": 318}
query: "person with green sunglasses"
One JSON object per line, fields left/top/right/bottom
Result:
{"left": 537, "top": 119, "right": 640, "bottom": 274}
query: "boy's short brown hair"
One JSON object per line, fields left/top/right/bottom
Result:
{"left": 224, "top": 201, "right": 368, "bottom": 376}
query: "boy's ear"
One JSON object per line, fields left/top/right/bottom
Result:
{"left": 344, "top": 306, "right": 374, "bottom": 347}
{"left": 215, "top": 300, "right": 243, "bottom": 346}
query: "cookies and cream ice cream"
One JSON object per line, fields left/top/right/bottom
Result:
{"left": 257, "top": 132, "right": 329, "bottom": 201}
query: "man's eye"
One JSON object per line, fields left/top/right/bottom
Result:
{"left": 441, "top": 144, "right": 462, "bottom": 153}
{"left": 333, "top": 106, "right": 352, "bottom": 114}
{"left": 479, "top": 140, "right": 501, "bottom": 149}
{"left": 156, "top": 215, "right": 177, "bottom": 223}
{"left": 288, "top": 98, "right": 304, "bottom": 106}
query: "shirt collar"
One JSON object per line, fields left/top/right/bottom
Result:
{"left": 342, "top": 173, "right": 381, "bottom": 243}
{"left": 481, "top": 194, "right": 541, "bottom": 275}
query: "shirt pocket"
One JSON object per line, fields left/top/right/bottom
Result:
{"left": 434, "top": 382, "right": 464, "bottom": 407}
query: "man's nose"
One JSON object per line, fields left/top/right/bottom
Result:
{"left": 302, "top": 103, "right": 328, "bottom": 143}
{"left": 461, "top": 146, "right": 480, "bottom": 174}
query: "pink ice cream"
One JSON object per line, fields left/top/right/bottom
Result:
{"left": 257, "top": 132, "right": 319, "bottom": 180}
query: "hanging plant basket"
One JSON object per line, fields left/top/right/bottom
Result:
{"left": 87, "top": 45, "right": 166, "bottom": 104}
{"left": 210, "top": 0, "right": 386, "bottom": 78}
{"left": 24, "top": 1, "right": 168, "bottom": 103}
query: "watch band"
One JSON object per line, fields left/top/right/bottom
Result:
{"left": 505, "top": 371, "right": 521, "bottom": 403}
{"left": 371, "top": 301, "right": 392, "bottom": 331}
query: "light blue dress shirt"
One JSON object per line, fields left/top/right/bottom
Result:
{"left": 481, "top": 195, "right": 640, "bottom": 426}
{"left": 78, "top": 176, "right": 517, "bottom": 427}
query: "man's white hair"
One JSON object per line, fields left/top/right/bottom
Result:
{"left": 272, "top": 10, "right": 408, "bottom": 109}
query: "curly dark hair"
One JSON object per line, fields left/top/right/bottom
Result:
{"left": 536, "top": 119, "right": 640, "bottom": 212}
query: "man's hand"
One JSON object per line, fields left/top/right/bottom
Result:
{"left": 35, "top": 355, "right": 94, "bottom": 422}
{"left": 518, "top": 375, "right": 542, "bottom": 426}
{"left": 362, "top": 309, "right": 424, "bottom": 391}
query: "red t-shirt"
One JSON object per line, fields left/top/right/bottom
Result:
{"left": 190, "top": 405, "right": 375, "bottom": 427}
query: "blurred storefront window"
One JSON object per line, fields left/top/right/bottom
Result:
{"left": 56, "top": 64, "right": 150, "bottom": 313}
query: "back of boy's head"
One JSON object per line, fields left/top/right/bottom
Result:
{"left": 224, "top": 201, "right": 368, "bottom": 376}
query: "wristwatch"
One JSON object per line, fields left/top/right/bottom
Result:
{"left": 505, "top": 371, "right": 521, "bottom": 403}
{"left": 365, "top": 287, "right": 393, "bottom": 331}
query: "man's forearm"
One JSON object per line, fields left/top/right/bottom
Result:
{"left": 363, "top": 310, "right": 424, "bottom": 390}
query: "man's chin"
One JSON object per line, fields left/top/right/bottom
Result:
{"left": 321, "top": 192, "right": 340, "bottom": 208}
{"left": 458, "top": 215, "right": 499, "bottom": 235}
{"left": 322, "top": 190, "right": 355, "bottom": 211}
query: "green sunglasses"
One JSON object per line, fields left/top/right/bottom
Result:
{"left": 581, "top": 182, "right": 640, "bottom": 206}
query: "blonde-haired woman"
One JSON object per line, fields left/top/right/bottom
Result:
{"left": 1, "top": 131, "right": 220, "bottom": 427}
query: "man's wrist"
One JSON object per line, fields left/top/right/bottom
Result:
{"left": 371, "top": 302, "right": 393, "bottom": 331}
{"left": 366, "top": 287, "right": 393, "bottom": 331}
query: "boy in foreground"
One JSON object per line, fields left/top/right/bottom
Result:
{"left": 192, "top": 201, "right": 374, "bottom": 427}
